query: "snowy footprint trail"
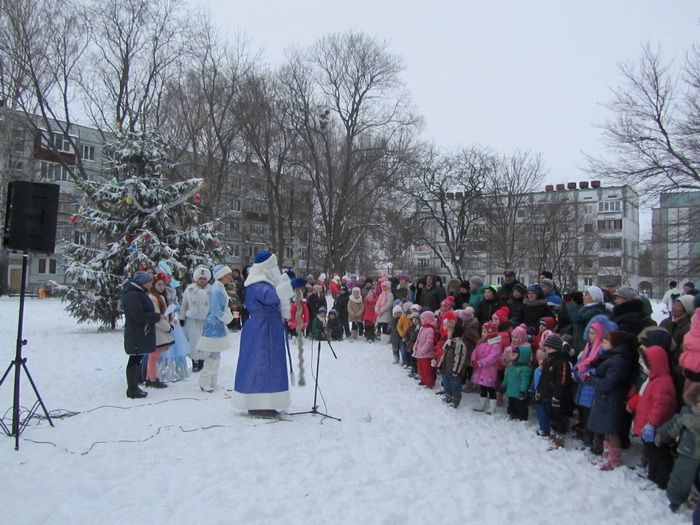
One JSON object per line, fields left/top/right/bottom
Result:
{"left": 0, "top": 298, "right": 689, "bottom": 524}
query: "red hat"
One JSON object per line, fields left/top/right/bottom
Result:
{"left": 492, "top": 307, "right": 510, "bottom": 325}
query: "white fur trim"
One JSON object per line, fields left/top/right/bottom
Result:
{"left": 214, "top": 265, "right": 232, "bottom": 280}
{"left": 230, "top": 390, "right": 291, "bottom": 410}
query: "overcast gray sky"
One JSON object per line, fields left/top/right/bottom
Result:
{"left": 197, "top": 1, "right": 698, "bottom": 195}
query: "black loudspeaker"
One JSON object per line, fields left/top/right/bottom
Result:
{"left": 3, "top": 181, "right": 60, "bottom": 254}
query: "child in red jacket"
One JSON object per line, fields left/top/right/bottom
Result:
{"left": 628, "top": 344, "right": 678, "bottom": 489}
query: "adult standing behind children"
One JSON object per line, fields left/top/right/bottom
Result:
{"left": 122, "top": 271, "right": 166, "bottom": 399}
{"left": 196, "top": 265, "right": 235, "bottom": 393}
{"left": 231, "top": 252, "right": 302, "bottom": 419}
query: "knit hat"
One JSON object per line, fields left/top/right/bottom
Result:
{"left": 512, "top": 283, "right": 527, "bottom": 295}
{"left": 639, "top": 328, "right": 673, "bottom": 352}
{"left": 586, "top": 285, "right": 604, "bottom": 304}
{"left": 483, "top": 322, "right": 499, "bottom": 337}
{"left": 410, "top": 311, "right": 421, "bottom": 320}
{"left": 469, "top": 275, "right": 484, "bottom": 287}
{"left": 192, "top": 266, "right": 211, "bottom": 281}
{"left": 318, "top": 307, "right": 327, "bottom": 314}
{"left": 460, "top": 281, "right": 470, "bottom": 291}
{"left": 613, "top": 285, "right": 640, "bottom": 301}
{"left": 492, "top": 307, "right": 510, "bottom": 325}
{"left": 392, "top": 305, "right": 403, "bottom": 316}
{"left": 511, "top": 324, "right": 528, "bottom": 343}
{"left": 132, "top": 271, "right": 153, "bottom": 285}
{"left": 540, "top": 278, "right": 554, "bottom": 291}
{"left": 544, "top": 334, "right": 563, "bottom": 351}
{"left": 527, "top": 284, "right": 543, "bottom": 298}
{"left": 504, "top": 269, "right": 516, "bottom": 277}
{"left": 410, "top": 303, "right": 421, "bottom": 312}
{"left": 402, "top": 301, "right": 414, "bottom": 313}
{"left": 457, "top": 307, "right": 475, "bottom": 321}
{"left": 539, "top": 317, "right": 556, "bottom": 331}
{"left": 443, "top": 311, "right": 457, "bottom": 324}
{"left": 306, "top": 274, "right": 314, "bottom": 280}
{"left": 420, "top": 311, "right": 437, "bottom": 326}
{"left": 352, "top": 287, "right": 362, "bottom": 295}
{"left": 328, "top": 308, "right": 337, "bottom": 315}
{"left": 213, "top": 264, "right": 232, "bottom": 280}
{"left": 678, "top": 295, "right": 696, "bottom": 315}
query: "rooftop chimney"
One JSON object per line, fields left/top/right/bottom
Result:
{"left": 591, "top": 180, "right": 601, "bottom": 188}
{"left": 556, "top": 184, "right": 565, "bottom": 191}
{"left": 567, "top": 182, "right": 577, "bottom": 190}
{"left": 579, "top": 181, "right": 589, "bottom": 189}
{"left": 545, "top": 184, "right": 554, "bottom": 192}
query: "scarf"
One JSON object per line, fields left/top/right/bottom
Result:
{"left": 577, "top": 332, "right": 604, "bottom": 372}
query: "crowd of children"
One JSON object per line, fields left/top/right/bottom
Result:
{"left": 299, "top": 271, "right": 700, "bottom": 518}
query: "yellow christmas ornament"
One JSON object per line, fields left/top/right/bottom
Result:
{"left": 126, "top": 195, "right": 133, "bottom": 205}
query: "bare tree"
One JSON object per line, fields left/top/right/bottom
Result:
{"left": 588, "top": 43, "right": 700, "bottom": 198}
{"left": 163, "top": 21, "right": 256, "bottom": 225}
{"left": 0, "top": 0, "right": 91, "bottom": 181}
{"left": 282, "top": 31, "right": 420, "bottom": 275}
{"left": 399, "top": 145, "right": 493, "bottom": 280}
{"left": 80, "top": 0, "right": 192, "bottom": 134}
{"left": 482, "top": 150, "right": 546, "bottom": 272}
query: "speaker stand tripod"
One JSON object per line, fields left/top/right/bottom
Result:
{"left": 0, "top": 251, "right": 54, "bottom": 450}
{"left": 290, "top": 336, "right": 341, "bottom": 421}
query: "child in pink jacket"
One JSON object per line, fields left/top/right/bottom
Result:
{"left": 472, "top": 321, "right": 503, "bottom": 414}
{"left": 414, "top": 311, "right": 438, "bottom": 388}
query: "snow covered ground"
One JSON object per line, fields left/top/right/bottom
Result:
{"left": 0, "top": 297, "right": 690, "bottom": 524}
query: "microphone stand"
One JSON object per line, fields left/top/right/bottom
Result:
{"left": 290, "top": 329, "right": 340, "bottom": 421}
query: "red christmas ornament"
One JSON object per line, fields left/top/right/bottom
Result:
{"left": 144, "top": 234, "right": 152, "bottom": 241}
{"left": 213, "top": 240, "right": 219, "bottom": 247}
{"left": 193, "top": 191, "right": 202, "bottom": 203}
{"left": 70, "top": 214, "right": 78, "bottom": 224}
{"left": 125, "top": 235, "right": 132, "bottom": 243}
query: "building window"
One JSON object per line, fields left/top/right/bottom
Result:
{"left": 598, "top": 200, "right": 622, "bottom": 213}
{"left": 584, "top": 223, "right": 593, "bottom": 233}
{"left": 417, "top": 259, "right": 428, "bottom": 268}
{"left": 598, "top": 219, "right": 622, "bottom": 231}
{"left": 517, "top": 209, "right": 527, "bottom": 218}
{"left": 598, "top": 256, "right": 622, "bottom": 267}
{"left": 601, "top": 238, "right": 622, "bottom": 250}
{"left": 52, "top": 133, "right": 72, "bottom": 152}
{"left": 74, "top": 231, "right": 90, "bottom": 245}
{"left": 38, "top": 258, "right": 57, "bottom": 274}
{"left": 81, "top": 145, "right": 95, "bottom": 161}
{"left": 584, "top": 277, "right": 594, "bottom": 286}
{"left": 41, "top": 161, "right": 72, "bottom": 181}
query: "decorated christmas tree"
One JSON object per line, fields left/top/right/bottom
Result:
{"left": 60, "top": 131, "right": 223, "bottom": 328}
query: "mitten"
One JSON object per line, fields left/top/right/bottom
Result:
{"left": 642, "top": 423, "right": 656, "bottom": 443}
{"left": 291, "top": 278, "right": 307, "bottom": 290}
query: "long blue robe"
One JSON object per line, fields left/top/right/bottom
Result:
{"left": 231, "top": 281, "right": 290, "bottom": 410}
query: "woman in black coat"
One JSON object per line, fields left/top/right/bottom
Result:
{"left": 122, "top": 271, "right": 163, "bottom": 399}
{"left": 521, "top": 284, "right": 553, "bottom": 331}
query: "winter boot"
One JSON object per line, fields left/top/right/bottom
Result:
{"left": 145, "top": 378, "right": 168, "bottom": 389}
{"left": 126, "top": 364, "right": 147, "bottom": 399}
{"left": 601, "top": 445, "right": 622, "bottom": 471}
{"left": 351, "top": 330, "right": 358, "bottom": 342}
{"left": 548, "top": 434, "right": 565, "bottom": 449}
{"left": 473, "top": 397, "right": 490, "bottom": 412}
{"left": 496, "top": 391, "right": 504, "bottom": 408}
{"left": 452, "top": 397, "right": 461, "bottom": 409}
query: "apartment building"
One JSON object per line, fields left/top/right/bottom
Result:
{"left": 412, "top": 181, "right": 640, "bottom": 292}
{"left": 650, "top": 191, "right": 700, "bottom": 296}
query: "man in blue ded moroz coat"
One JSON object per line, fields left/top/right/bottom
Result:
{"left": 231, "top": 251, "right": 301, "bottom": 418}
